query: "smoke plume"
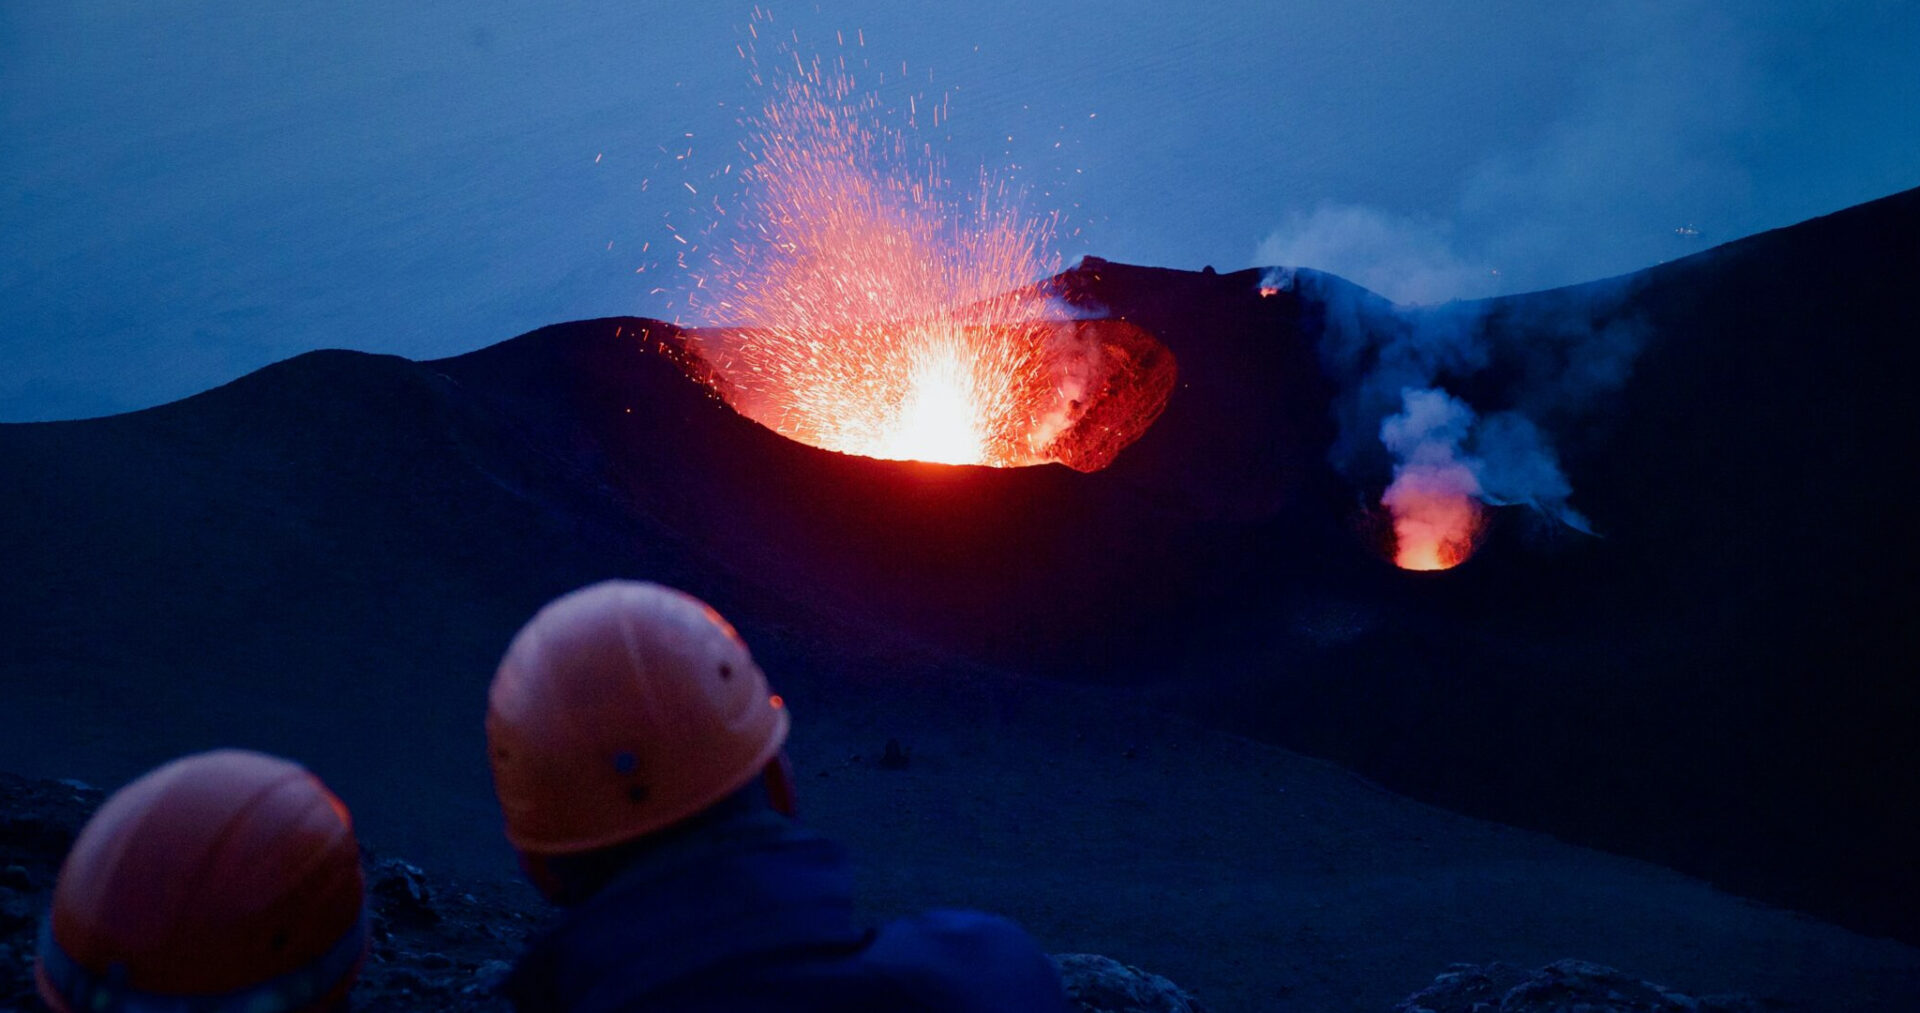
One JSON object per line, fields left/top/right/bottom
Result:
{"left": 1379, "top": 388, "right": 1486, "bottom": 570}
{"left": 1271, "top": 265, "right": 1642, "bottom": 564}
{"left": 1255, "top": 205, "right": 1496, "bottom": 306}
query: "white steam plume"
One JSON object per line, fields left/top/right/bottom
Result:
{"left": 1255, "top": 204, "right": 1497, "bottom": 306}
{"left": 1380, "top": 387, "right": 1591, "bottom": 543}
{"left": 1287, "top": 267, "right": 1643, "bottom": 547}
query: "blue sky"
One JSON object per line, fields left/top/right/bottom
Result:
{"left": 3, "top": 1, "right": 1915, "bottom": 420}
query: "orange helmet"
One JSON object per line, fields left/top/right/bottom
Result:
{"left": 487, "top": 580, "right": 790, "bottom": 855}
{"left": 35, "top": 749, "right": 366, "bottom": 1013}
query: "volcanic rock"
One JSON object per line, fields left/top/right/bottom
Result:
{"left": 371, "top": 857, "right": 442, "bottom": 928}
{"left": 1393, "top": 959, "right": 1764, "bottom": 1013}
{"left": 0, "top": 887, "right": 33, "bottom": 934}
{"left": 1055, "top": 953, "right": 1210, "bottom": 1013}
{"left": 1031, "top": 318, "right": 1178, "bottom": 473}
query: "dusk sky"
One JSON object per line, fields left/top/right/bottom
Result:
{"left": 4, "top": 1, "right": 1915, "bottom": 421}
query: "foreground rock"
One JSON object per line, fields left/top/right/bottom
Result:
{"left": 1395, "top": 959, "right": 1764, "bottom": 1013}
{"left": 1055, "top": 952, "right": 1211, "bottom": 1012}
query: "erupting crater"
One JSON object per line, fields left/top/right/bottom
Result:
{"left": 673, "top": 11, "right": 1174, "bottom": 471}
{"left": 686, "top": 314, "right": 1174, "bottom": 471}
{"left": 1362, "top": 491, "right": 1488, "bottom": 572}
{"left": 1385, "top": 492, "right": 1485, "bottom": 571}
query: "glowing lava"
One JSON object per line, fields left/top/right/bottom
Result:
{"left": 1379, "top": 387, "right": 1486, "bottom": 570}
{"left": 1382, "top": 475, "right": 1485, "bottom": 571}
{"left": 691, "top": 314, "right": 1171, "bottom": 472}
{"left": 675, "top": 11, "right": 1166, "bottom": 469}
{"left": 879, "top": 338, "right": 988, "bottom": 465}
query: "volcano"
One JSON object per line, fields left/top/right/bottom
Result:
{"left": 3, "top": 187, "right": 1918, "bottom": 1009}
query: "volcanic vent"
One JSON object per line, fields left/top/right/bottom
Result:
{"left": 671, "top": 10, "right": 1174, "bottom": 471}
{"left": 687, "top": 314, "right": 1174, "bottom": 472}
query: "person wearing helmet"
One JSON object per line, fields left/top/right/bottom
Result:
{"left": 487, "top": 580, "right": 1068, "bottom": 1012}
{"left": 35, "top": 749, "right": 368, "bottom": 1013}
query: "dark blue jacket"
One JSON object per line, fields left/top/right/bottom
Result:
{"left": 501, "top": 810, "right": 1069, "bottom": 1013}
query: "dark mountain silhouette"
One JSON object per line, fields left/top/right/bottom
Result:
{"left": 2, "top": 187, "right": 1916, "bottom": 1005}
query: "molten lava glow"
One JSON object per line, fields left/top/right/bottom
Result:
{"left": 1381, "top": 465, "right": 1486, "bottom": 571}
{"left": 680, "top": 10, "right": 1075, "bottom": 467}
{"left": 879, "top": 339, "right": 989, "bottom": 465}
{"left": 1379, "top": 387, "right": 1487, "bottom": 571}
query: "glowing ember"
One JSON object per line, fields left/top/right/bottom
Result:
{"left": 1258, "top": 286, "right": 1281, "bottom": 298}
{"left": 676, "top": 11, "right": 1138, "bottom": 468}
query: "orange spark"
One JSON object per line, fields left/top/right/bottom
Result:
{"left": 677, "top": 15, "right": 1160, "bottom": 469}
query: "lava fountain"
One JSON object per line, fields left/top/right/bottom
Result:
{"left": 678, "top": 14, "right": 1171, "bottom": 470}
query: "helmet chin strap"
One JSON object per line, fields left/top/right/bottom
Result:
{"left": 763, "top": 752, "right": 798, "bottom": 819}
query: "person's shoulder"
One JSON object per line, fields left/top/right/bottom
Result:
{"left": 861, "top": 908, "right": 1069, "bottom": 1012}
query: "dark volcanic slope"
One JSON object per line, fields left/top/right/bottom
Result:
{"left": 1133, "top": 187, "right": 1920, "bottom": 944}
{"left": 2, "top": 186, "right": 1917, "bottom": 962}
